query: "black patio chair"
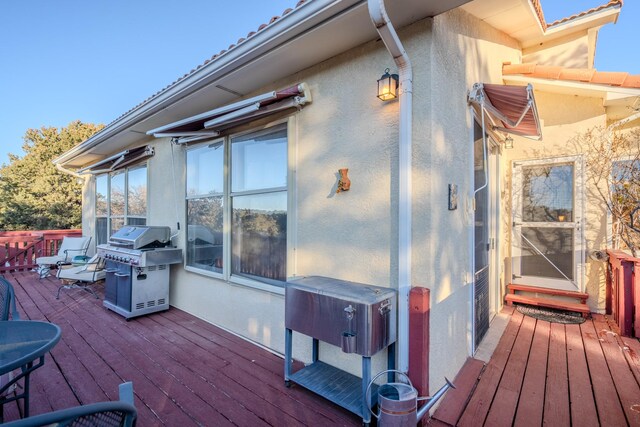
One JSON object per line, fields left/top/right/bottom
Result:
{"left": 2, "top": 382, "right": 137, "bottom": 427}
{"left": 0, "top": 276, "right": 21, "bottom": 416}
{"left": 0, "top": 276, "right": 20, "bottom": 321}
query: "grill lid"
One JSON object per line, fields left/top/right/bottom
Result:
{"left": 108, "top": 226, "right": 172, "bottom": 249}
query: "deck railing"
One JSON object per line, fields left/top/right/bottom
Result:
{"left": 607, "top": 249, "right": 640, "bottom": 337}
{"left": 0, "top": 229, "right": 82, "bottom": 273}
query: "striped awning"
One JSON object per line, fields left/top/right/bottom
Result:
{"left": 77, "top": 145, "right": 154, "bottom": 174}
{"left": 147, "top": 83, "right": 311, "bottom": 144}
{"left": 468, "top": 83, "right": 542, "bottom": 140}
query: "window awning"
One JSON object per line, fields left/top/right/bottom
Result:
{"left": 147, "top": 83, "right": 311, "bottom": 144}
{"left": 468, "top": 83, "right": 542, "bottom": 140}
{"left": 77, "top": 145, "right": 154, "bottom": 174}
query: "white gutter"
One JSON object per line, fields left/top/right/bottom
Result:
{"left": 55, "top": 162, "right": 84, "bottom": 179}
{"left": 368, "top": 0, "right": 413, "bottom": 373}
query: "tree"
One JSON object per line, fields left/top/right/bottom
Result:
{"left": 580, "top": 125, "right": 640, "bottom": 256}
{"left": 0, "top": 121, "right": 103, "bottom": 231}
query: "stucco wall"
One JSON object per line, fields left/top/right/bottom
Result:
{"left": 82, "top": 176, "right": 96, "bottom": 255}
{"left": 503, "top": 91, "right": 608, "bottom": 310}
{"left": 81, "top": 9, "right": 522, "bottom": 387}
{"left": 156, "top": 22, "right": 422, "bottom": 377}
{"left": 523, "top": 32, "right": 591, "bottom": 69}
{"left": 426, "top": 7, "right": 520, "bottom": 389}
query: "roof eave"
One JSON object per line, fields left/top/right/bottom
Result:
{"left": 521, "top": 2, "right": 621, "bottom": 49}
{"left": 54, "top": 0, "right": 362, "bottom": 166}
{"left": 503, "top": 75, "right": 640, "bottom": 105}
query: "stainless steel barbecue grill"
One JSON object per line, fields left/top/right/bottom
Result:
{"left": 284, "top": 276, "right": 397, "bottom": 426}
{"left": 98, "top": 226, "right": 182, "bottom": 319}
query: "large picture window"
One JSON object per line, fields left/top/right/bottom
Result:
{"left": 95, "top": 165, "right": 148, "bottom": 245}
{"left": 185, "top": 123, "right": 288, "bottom": 285}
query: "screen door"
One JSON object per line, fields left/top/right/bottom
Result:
{"left": 512, "top": 157, "right": 584, "bottom": 291}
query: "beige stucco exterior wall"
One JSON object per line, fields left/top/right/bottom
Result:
{"left": 81, "top": 176, "right": 97, "bottom": 255}
{"left": 523, "top": 32, "right": 592, "bottom": 69}
{"left": 503, "top": 91, "right": 608, "bottom": 311}
{"left": 426, "top": 7, "right": 520, "bottom": 390}
{"left": 141, "top": 22, "right": 425, "bottom": 378}
{"left": 81, "top": 9, "right": 521, "bottom": 388}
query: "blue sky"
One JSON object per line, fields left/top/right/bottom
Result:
{"left": 0, "top": 0, "right": 638, "bottom": 166}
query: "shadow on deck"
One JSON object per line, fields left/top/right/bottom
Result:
{"left": 430, "top": 306, "right": 640, "bottom": 426}
{"left": 2, "top": 271, "right": 360, "bottom": 426}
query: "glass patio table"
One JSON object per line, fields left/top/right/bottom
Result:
{"left": 0, "top": 320, "right": 61, "bottom": 422}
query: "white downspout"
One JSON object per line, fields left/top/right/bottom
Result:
{"left": 368, "top": 0, "right": 413, "bottom": 373}
{"left": 55, "top": 162, "right": 84, "bottom": 179}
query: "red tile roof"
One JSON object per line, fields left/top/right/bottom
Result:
{"left": 529, "top": 0, "right": 548, "bottom": 30}
{"left": 503, "top": 62, "right": 640, "bottom": 88}
{"left": 107, "top": 0, "right": 308, "bottom": 127}
{"left": 529, "top": 0, "right": 623, "bottom": 30}
{"left": 546, "top": 0, "right": 622, "bottom": 28}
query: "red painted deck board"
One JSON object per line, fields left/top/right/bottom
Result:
{"left": 513, "top": 319, "right": 550, "bottom": 426}
{"left": 432, "top": 306, "right": 640, "bottom": 426}
{"left": 592, "top": 314, "right": 640, "bottom": 425}
{"left": 1, "top": 272, "right": 360, "bottom": 426}
{"left": 581, "top": 319, "right": 627, "bottom": 426}
{"left": 431, "top": 358, "right": 484, "bottom": 426}
{"left": 565, "top": 323, "right": 598, "bottom": 427}
{"left": 484, "top": 315, "right": 536, "bottom": 427}
{"left": 505, "top": 294, "right": 590, "bottom": 314}
{"left": 543, "top": 322, "right": 570, "bottom": 426}
{"left": 620, "top": 330, "right": 640, "bottom": 386}
{"left": 457, "top": 310, "right": 525, "bottom": 427}
{"left": 506, "top": 283, "right": 589, "bottom": 301}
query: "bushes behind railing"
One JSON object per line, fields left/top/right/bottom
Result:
{"left": 0, "top": 229, "right": 82, "bottom": 273}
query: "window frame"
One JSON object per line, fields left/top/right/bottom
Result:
{"left": 608, "top": 156, "right": 640, "bottom": 249}
{"left": 184, "top": 118, "right": 294, "bottom": 291}
{"left": 184, "top": 138, "right": 226, "bottom": 276}
{"left": 95, "top": 163, "right": 149, "bottom": 245}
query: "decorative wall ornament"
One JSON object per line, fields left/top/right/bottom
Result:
{"left": 336, "top": 168, "right": 351, "bottom": 193}
{"left": 448, "top": 184, "right": 458, "bottom": 210}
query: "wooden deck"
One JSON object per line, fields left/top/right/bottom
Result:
{"left": 1, "top": 271, "right": 360, "bottom": 426}
{"left": 430, "top": 306, "right": 640, "bottom": 426}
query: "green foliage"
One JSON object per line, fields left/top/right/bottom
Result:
{"left": 0, "top": 121, "right": 103, "bottom": 231}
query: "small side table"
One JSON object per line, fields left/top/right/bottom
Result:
{"left": 0, "top": 320, "right": 61, "bottom": 421}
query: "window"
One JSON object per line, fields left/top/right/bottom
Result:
{"left": 186, "top": 123, "right": 288, "bottom": 285}
{"left": 95, "top": 165, "right": 148, "bottom": 245}
{"left": 610, "top": 158, "right": 640, "bottom": 250}
{"left": 186, "top": 143, "right": 224, "bottom": 273}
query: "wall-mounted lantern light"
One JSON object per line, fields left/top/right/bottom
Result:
{"left": 377, "top": 68, "right": 399, "bottom": 101}
{"left": 504, "top": 135, "right": 514, "bottom": 149}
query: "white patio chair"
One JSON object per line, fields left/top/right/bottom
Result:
{"left": 55, "top": 254, "right": 105, "bottom": 299}
{"left": 35, "top": 236, "right": 91, "bottom": 278}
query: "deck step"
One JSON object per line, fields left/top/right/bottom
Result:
{"left": 505, "top": 294, "right": 590, "bottom": 318}
{"left": 507, "top": 284, "right": 588, "bottom": 304}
